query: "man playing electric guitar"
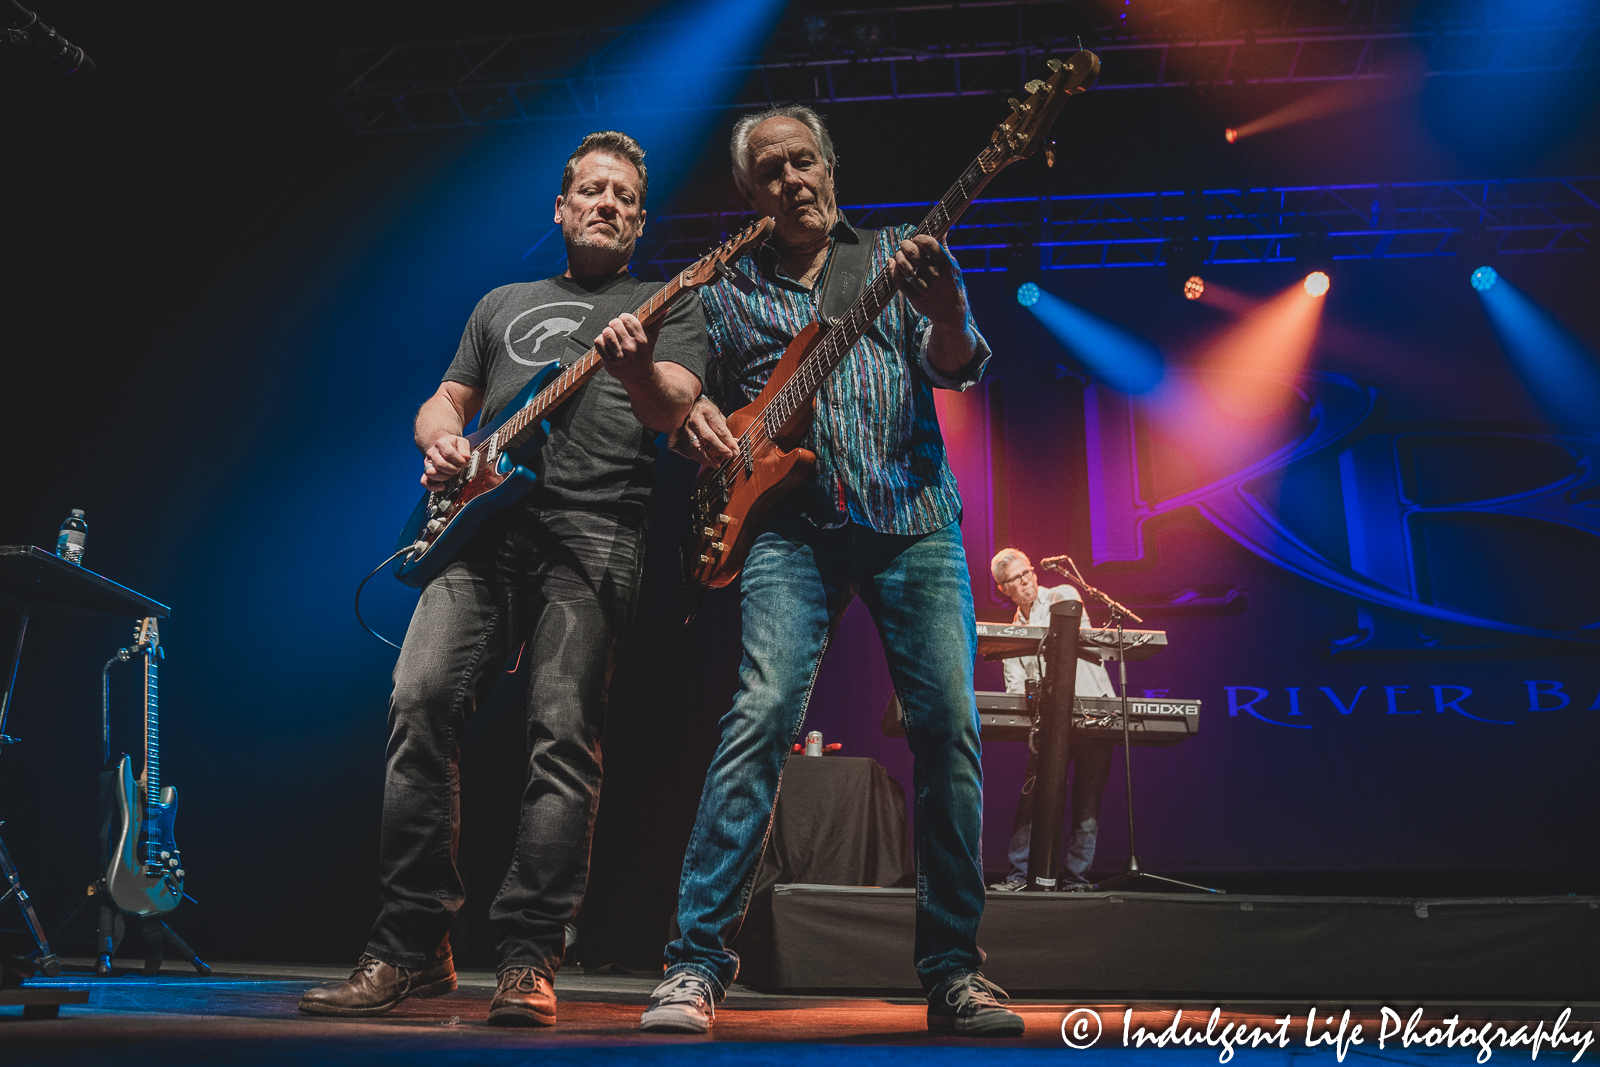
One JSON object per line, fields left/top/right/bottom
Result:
{"left": 641, "top": 106, "right": 1022, "bottom": 1037}
{"left": 299, "top": 131, "right": 705, "bottom": 1026}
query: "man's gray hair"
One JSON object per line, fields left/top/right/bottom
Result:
{"left": 729, "top": 105, "right": 836, "bottom": 197}
{"left": 990, "top": 548, "right": 1030, "bottom": 582}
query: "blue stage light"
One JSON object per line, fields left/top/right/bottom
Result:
{"left": 1016, "top": 281, "right": 1041, "bottom": 307}
{"left": 1476, "top": 275, "right": 1600, "bottom": 430}
{"left": 1470, "top": 265, "right": 1499, "bottom": 292}
{"left": 1022, "top": 289, "right": 1164, "bottom": 393}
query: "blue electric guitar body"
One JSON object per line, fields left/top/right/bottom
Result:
{"left": 393, "top": 361, "right": 558, "bottom": 588}
{"left": 390, "top": 217, "right": 776, "bottom": 589}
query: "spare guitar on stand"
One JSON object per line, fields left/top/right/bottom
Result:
{"left": 97, "top": 617, "right": 207, "bottom": 975}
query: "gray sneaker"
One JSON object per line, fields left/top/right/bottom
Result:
{"left": 640, "top": 971, "right": 717, "bottom": 1033}
{"left": 927, "top": 971, "right": 1025, "bottom": 1036}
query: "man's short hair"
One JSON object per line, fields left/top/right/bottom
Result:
{"left": 561, "top": 131, "right": 648, "bottom": 206}
{"left": 728, "top": 105, "right": 836, "bottom": 198}
{"left": 991, "top": 548, "right": 1030, "bottom": 583}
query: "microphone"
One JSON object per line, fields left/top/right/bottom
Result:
{"left": 8, "top": 1, "right": 95, "bottom": 74}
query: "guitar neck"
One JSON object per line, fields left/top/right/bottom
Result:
{"left": 762, "top": 147, "right": 1007, "bottom": 434}
{"left": 142, "top": 648, "right": 160, "bottom": 808}
{"left": 495, "top": 274, "right": 688, "bottom": 452}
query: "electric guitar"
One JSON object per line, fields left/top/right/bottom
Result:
{"left": 106, "top": 617, "right": 184, "bottom": 916}
{"left": 392, "top": 217, "right": 776, "bottom": 588}
{"left": 683, "top": 53, "right": 1099, "bottom": 588}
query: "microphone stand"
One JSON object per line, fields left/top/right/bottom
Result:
{"left": 1039, "top": 557, "right": 1221, "bottom": 895}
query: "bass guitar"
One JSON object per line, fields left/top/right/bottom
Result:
{"left": 683, "top": 53, "right": 1098, "bottom": 588}
{"left": 106, "top": 617, "right": 184, "bottom": 916}
{"left": 393, "top": 217, "right": 776, "bottom": 588}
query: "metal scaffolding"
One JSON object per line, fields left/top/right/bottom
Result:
{"left": 610, "top": 176, "right": 1597, "bottom": 279}
{"left": 334, "top": 2, "right": 1600, "bottom": 133}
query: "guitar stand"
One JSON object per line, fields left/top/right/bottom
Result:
{"left": 52, "top": 881, "right": 211, "bottom": 977}
{"left": 99, "top": 906, "right": 210, "bottom": 977}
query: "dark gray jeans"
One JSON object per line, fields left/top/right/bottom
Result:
{"left": 365, "top": 507, "right": 643, "bottom": 979}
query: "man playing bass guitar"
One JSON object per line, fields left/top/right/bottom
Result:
{"left": 642, "top": 106, "right": 1022, "bottom": 1037}
{"left": 299, "top": 131, "right": 705, "bottom": 1027}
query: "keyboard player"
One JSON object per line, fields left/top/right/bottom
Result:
{"left": 988, "top": 548, "right": 1116, "bottom": 892}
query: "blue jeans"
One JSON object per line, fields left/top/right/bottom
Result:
{"left": 1004, "top": 739, "right": 1113, "bottom": 884}
{"left": 366, "top": 508, "right": 643, "bottom": 980}
{"left": 665, "top": 514, "right": 986, "bottom": 994}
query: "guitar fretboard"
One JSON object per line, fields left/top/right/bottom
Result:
{"left": 143, "top": 650, "right": 160, "bottom": 809}
{"left": 487, "top": 273, "right": 688, "bottom": 455}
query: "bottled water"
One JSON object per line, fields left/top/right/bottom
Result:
{"left": 55, "top": 509, "right": 87, "bottom": 565}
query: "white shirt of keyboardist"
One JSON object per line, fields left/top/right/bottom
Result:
{"left": 1002, "top": 585, "right": 1118, "bottom": 699}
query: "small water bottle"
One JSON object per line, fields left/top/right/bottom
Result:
{"left": 55, "top": 509, "right": 88, "bottom": 565}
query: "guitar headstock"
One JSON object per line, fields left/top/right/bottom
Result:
{"left": 990, "top": 50, "right": 1100, "bottom": 167}
{"left": 679, "top": 216, "right": 776, "bottom": 289}
{"left": 133, "top": 616, "right": 160, "bottom": 653}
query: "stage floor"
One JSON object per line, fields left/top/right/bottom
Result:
{"left": 3, "top": 960, "right": 1597, "bottom": 1065}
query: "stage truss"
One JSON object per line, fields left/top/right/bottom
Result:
{"left": 334, "top": 2, "right": 1599, "bottom": 133}
{"left": 610, "top": 176, "right": 1598, "bottom": 278}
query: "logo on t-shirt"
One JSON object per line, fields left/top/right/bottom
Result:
{"left": 504, "top": 301, "right": 594, "bottom": 366}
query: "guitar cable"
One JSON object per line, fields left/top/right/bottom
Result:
{"left": 354, "top": 550, "right": 525, "bottom": 673}
{"left": 355, "top": 548, "right": 411, "bottom": 651}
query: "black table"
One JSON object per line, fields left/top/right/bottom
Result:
{"left": 729, "top": 756, "right": 912, "bottom": 969}
{"left": 0, "top": 546, "right": 170, "bottom": 978}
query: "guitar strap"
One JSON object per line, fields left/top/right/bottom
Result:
{"left": 815, "top": 227, "right": 879, "bottom": 327}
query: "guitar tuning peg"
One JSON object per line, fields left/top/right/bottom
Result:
{"left": 1046, "top": 58, "right": 1064, "bottom": 73}
{"left": 1024, "top": 79, "right": 1045, "bottom": 94}
{"left": 1007, "top": 97, "right": 1023, "bottom": 111}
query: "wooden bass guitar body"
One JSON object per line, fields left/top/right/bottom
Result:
{"left": 684, "top": 321, "right": 827, "bottom": 588}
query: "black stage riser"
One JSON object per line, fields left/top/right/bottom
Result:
{"left": 743, "top": 886, "right": 1600, "bottom": 998}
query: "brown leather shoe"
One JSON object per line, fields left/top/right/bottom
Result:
{"left": 487, "top": 967, "right": 556, "bottom": 1027}
{"left": 297, "top": 953, "right": 457, "bottom": 1017}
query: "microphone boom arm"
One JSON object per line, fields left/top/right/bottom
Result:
{"left": 1038, "top": 555, "right": 1144, "bottom": 625}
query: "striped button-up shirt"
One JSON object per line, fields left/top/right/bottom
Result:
{"left": 698, "top": 218, "right": 991, "bottom": 535}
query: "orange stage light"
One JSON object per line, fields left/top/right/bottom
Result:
{"left": 1304, "top": 271, "right": 1330, "bottom": 297}
{"left": 1183, "top": 275, "right": 1205, "bottom": 300}
{"left": 1225, "top": 58, "right": 1423, "bottom": 142}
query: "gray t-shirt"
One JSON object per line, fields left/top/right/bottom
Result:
{"left": 443, "top": 271, "right": 706, "bottom": 526}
